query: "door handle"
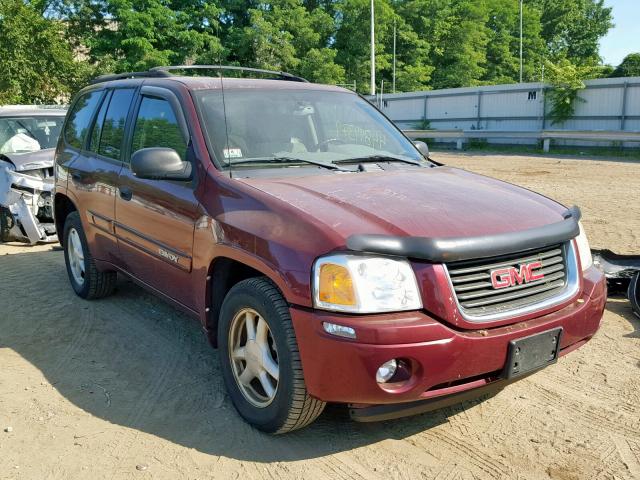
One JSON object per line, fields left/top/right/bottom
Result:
{"left": 119, "top": 186, "right": 133, "bottom": 201}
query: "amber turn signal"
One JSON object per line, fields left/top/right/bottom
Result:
{"left": 318, "top": 263, "right": 356, "bottom": 306}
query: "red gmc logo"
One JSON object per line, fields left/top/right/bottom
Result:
{"left": 490, "top": 261, "right": 545, "bottom": 289}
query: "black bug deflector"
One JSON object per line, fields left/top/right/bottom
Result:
{"left": 347, "top": 206, "right": 581, "bottom": 263}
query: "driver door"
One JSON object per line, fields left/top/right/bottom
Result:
{"left": 114, "top": 86, "right": 199, "bottom": 309}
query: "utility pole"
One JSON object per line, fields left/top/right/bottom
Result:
{"left": 519, "top": 0, "right": 523, "bottom": 83}
{"left": 370, "top": 0, "right": 375, "bottom": 95}
{"left": 392, "top": 17, "right": 396, "bottom": 94}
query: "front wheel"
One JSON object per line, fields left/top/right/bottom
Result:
{"left": 218, "top": 277, "right": 325, "bottom": 433}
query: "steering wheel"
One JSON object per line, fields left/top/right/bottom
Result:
{"left": 316, "top": 138, "right": 346, "bottom": 152}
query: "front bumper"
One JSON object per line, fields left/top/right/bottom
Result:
{"left": 0, "top": 166, "right": 57, "bottom": 244}
{"left": 290, "top": 266, "right": 606, "bottom": 409}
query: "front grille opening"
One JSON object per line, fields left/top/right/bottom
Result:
{"left": 446, "top": 243, "right": 568, "bottom": 319}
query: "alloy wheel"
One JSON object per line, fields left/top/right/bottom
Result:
{"left": 67, "top": 228, "right": 85, "bottom": 285}
{"left": 228, "top": 308, "right": 280, "bottom": 407}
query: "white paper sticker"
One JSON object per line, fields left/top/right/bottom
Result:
{"left": 223, "top": 147, "right": 243, "bottom": 159}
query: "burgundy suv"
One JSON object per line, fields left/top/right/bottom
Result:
{"left": 54, "top": 66, "right": 606, "bottom": 433}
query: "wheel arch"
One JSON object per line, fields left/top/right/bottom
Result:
{"left": 54, "top": 193, "right": 78, "bottom": 247}
{"left": 204, "top": 254, "right": 294, "bottom": 348}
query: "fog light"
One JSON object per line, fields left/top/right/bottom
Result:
{"left": 376, "top": 359, "right": 398, "bottom": 383}
{"left": 322, "top": 322, "right": 356, "bottom": 339}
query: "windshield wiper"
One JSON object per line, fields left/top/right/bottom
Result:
{"left": 333, "top": 155, "right": 424, "bottom": 166}
{"left": 229, "top": 156, "right": 348, "bottom": 171}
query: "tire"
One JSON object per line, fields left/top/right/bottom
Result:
{"left": 628, "top": 272, "right": 640, "bottom": 319}
{"left": 218, "top": 277, "right": 325, "bottom": 433}
{"left": 63, "top": 211, "right": 116, "bottom": 299}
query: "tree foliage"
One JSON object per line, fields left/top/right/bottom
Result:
{"left": 0, "top": 0, "right": 621, "bottom": 103}
{"left": 0, "top": 0, "right": 90, "bottom": 103}
{"left": 610, "top": 53, "right": 640, "bottom": 78}
{"left": 545, "top": 59, "right": 600, "bottom": 125}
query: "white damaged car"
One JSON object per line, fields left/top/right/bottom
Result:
{"left": 0, "top": 106, "right": 66, "bottom": 244}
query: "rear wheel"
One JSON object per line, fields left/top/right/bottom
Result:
{"left": 63, "top": 212, "right": 116, "bottom": 299}
{"left": 218, "top": 277, "right": 325, "bottom": 433}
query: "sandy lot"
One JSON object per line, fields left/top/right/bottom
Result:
{"left": 1, "top": 152, "right": 639, "bottom": 480}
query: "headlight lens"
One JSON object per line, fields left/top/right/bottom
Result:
{"left": 313, "top": 254, "right": 422, "bottom": 313}
{"left": 575, "top": 221, "right": 593, "bottom": 271}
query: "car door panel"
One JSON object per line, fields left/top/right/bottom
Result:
{"left": 115, "top": 87, "right": 199, "bottom": 309}
{"left": 64, "top": 89, "right": 124, "bottom": 263}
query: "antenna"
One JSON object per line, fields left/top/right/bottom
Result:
{"left": 215, "top": 25, "right": 233, "bottom": 178}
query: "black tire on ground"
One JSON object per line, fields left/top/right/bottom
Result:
{"left": 628, "top": 272, "right": 640, "bottom": 319}
{"left": 62, "top": 211, "right": 116, "bottom": 299}
{"left": 218, "top": 277, "right": 326, "bottom": 433}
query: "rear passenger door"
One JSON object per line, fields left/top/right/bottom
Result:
{"left": 115, "top": 86, "right": 199, "bottom": 309}
{"left": 65, "top": 88, "right": 135, "bottom": 264}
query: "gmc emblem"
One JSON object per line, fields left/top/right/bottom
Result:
{"left": 490, "top": 261, "right": 544, "bottom": 289}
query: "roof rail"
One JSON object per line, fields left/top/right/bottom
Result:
{"left": 88, "top": 70, "right": 171, "bottom": 85}
{"left": 88, "top": 65, "right": 309, "bottom": 86}
{"left": 149, "top": 65, "right": 309, "bottom": 83}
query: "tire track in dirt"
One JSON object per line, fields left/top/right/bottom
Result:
{"left": 50, "top": 303, "right": 94, "bottom": 377}
{"left": 530, "top": 380, "right": 640, "bottom": 447}
{"left": 101, "top": 297, "right": 191, "bottom": 474}
{"left": 417, "top": 430, "right": 513, "bottom": 479}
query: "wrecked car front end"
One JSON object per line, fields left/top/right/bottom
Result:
{"left": 0, "top": 150, "right": 57, "bottom": 243}
{"left": 592, "top": 249, "right": 640, "bottom": 318}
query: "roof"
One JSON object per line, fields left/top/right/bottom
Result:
{"left": 86, "top": 65, "right": 353, "bottom": 94}
{"left": 0, "top": 105, "right": 67, "bottom": 117}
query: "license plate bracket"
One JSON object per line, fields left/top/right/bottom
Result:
{"left": 504, "top": 327, "right": 563, "bottom": 379}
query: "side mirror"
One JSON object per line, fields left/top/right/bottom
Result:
{"left": 413, "top": 140, "right": 430, "bottom": 159}
{"left": 131, "top": 147, "right": 192, "bottom": 181}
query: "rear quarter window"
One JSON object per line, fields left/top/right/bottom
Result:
{"left": 64, "top": 90, "right": 103, "bottom": 149}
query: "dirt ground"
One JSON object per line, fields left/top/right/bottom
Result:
{"left": 1, "top": 152, "right": 639, "bottom": 480}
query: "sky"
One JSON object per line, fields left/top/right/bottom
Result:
{"left": 600, "top": 0, "right": 638, "bottom": 66}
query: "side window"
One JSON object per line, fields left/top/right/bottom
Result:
{"left": 64, "top": 90, "right": 103, "bottom": 149}
{"left": 88, "top": 91, "right": 111, "bottom": 153}
{"left": 98, "top": 89, "right": 135, "bottom": 160}
{"left": 131, "top": 96, "right": 187, "bottom": 161}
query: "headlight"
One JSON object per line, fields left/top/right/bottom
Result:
{"left": 313, "top": 254, "right": 422, "bottom": 313}
{"left": 575, "top": 221, "right": 593, "bottom": 271}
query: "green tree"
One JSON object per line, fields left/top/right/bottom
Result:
{"left": 545, "top": 59, "right": 600, "bottom": 125}
{"left": 334, "top": 0, "right": 390, "bottom": 93}
{"left": 225, "top": 0, "right": 344, "bottom": 83}
{"left": 427, "top": 0, "right": 489, "bottom": 89}
{"left": 0, "top": 0, "right": 88, "bottom": 103}
{"left": 482, "top": 0, "right": 546, "bottom": 84}
{"left": 335, "top": 0, "right": 434, "bottom": 93}
{"left": 610, "top": 53, "right": 640, "bottom": 78}
{"left": 531, "top": 0, "right": 613, "bottom": 65}
{"left": 58, "top": 0, "right": 223, "bottom": 73}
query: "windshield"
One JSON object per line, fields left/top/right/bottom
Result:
{"left": 194, "top": 89, "right": 423, "bottom": 168}
{"left": 0, "top": 116, "right": 64, "bottom": 154}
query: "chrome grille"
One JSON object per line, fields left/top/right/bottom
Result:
{"left": 446, "top": 243, "right": 570, "bottom": 319}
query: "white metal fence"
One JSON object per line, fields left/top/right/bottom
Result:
{"left": 370, "top": 77, "right": 640, "bottom": 148}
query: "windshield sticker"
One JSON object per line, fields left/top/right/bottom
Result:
{"left": 223, "top": 147, "right": 243, "bottom": 159}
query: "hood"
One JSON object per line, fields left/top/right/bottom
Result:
{"left": 0, "top": 148, "right": 55, "bottom": 172}
{"left": 239, "top": 166, "right": 567, "bottom": 242}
